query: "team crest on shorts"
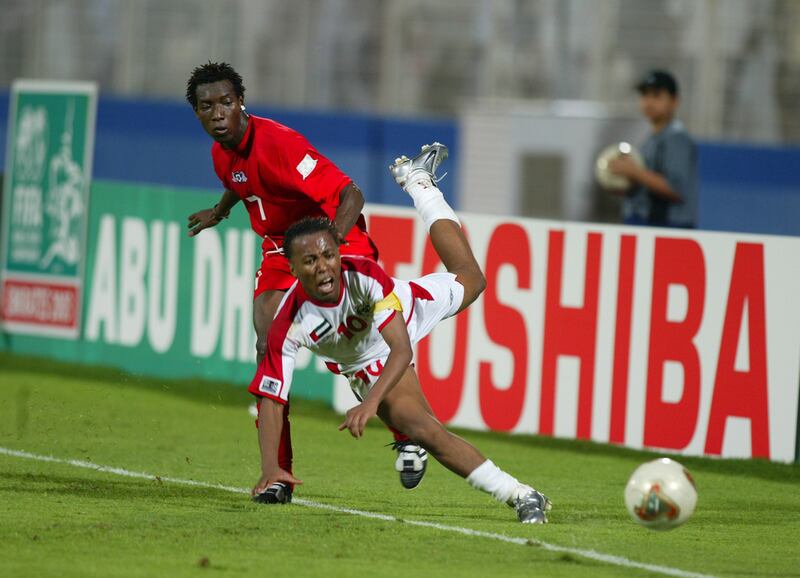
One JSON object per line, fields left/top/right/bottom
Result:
{"left": 259, "top": 376, "right": 281, "bottom": 395}
{"left": 232, "top": 170, "right": 248, "bottom": 183}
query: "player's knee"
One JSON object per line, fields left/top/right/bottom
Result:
{"left": 473, "top": 270, "right": 487, "bottom": 296}
{"left": 254, "top": 314, "right": 273, "bottom": 364}
{"left": 459, "top": 269, "right": 486, "bottom": 309}
{"left": 255, "top": 336, "right": 267, "bottom": 364}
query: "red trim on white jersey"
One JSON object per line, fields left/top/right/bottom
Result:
{"left": 341, "top": 255, "right": 394, "bottom": 297}
{"left": 378, "top": 310, "right": 397, "bottom": 332}
{"left": 248, "top": 284, "right": 305, "bottom": 403}
{"left": 409, "top": 281, "right": 434, "bottom": 301}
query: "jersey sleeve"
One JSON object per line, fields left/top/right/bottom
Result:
{"left": 248, "top": 306, "right": 301, "bottom": 404}
{"left": 270, "top": 130, "right": 352, "bottom": 205}
{"left": 346, "top": 257, "right": 395, "bottom": 297}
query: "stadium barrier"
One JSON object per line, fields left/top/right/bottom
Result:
{"left": 4, "top": 92, "right": 800, "bottom": 236}
{"left": 0, "top": 92, "right": 460, "bottom": 209}
{"left": 1, "top": 181, "right": 337, "bottom": 404}
{"left": 2, "top": 181, "right": 799, "bottom": 462}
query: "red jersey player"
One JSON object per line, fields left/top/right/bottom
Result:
{"left": 184, "top": 62, "right": 420, "bottom": 502}
{"left": 249, "top": 143, "right": 551, "bottom": 524}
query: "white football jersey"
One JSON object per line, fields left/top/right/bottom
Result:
{"left": 249, "top": 256, "right": 444, "bottom": 404}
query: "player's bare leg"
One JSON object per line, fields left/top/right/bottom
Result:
{"left": 377, "top": 366, "right": 551, "bottom": 524}
{"left": 254, "top": 289, "right": 285, "bottom": 364}
{"left": 427, "top": 219, "right": 485, "bottom": 312}
{"left": 386, "top": 381, "right": 434, "bottom": 490}
{"left": 252, "top": 288, "right": 295, "bottom": 503}
{"left": 378, "top": 367, "right": 483, "bottom": 476}
{"left": 387, "top": 143, "right": 485, "bottom": 488}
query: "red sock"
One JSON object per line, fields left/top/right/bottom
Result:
{"left": 387, "top": 424, "right": 410, "bottom": 443}
{"left": 278, "top": 401, "right": 294, "bottom": 485}
{"left": 255, "top": 399, "right": 295, "bottom": 489}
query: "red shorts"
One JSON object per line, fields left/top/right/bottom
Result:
{"left": 253, "top": 238, "right": 379, "bottom": 299}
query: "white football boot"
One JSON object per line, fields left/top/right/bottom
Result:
{"left": 391, "top": 441, "right": 428, "bottom": 489}
{"left": 389, "top": 142, "right": 449, "bottom": 188}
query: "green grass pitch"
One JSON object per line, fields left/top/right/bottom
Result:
{"left": 1, "top": 353, "right": 798, "bottom": 577}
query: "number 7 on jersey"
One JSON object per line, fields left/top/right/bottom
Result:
{"left": 246, "top": 195, "right": 266, "bottom": 220}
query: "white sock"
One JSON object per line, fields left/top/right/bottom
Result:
{"left": 466, "top": 459, "right": 530, "bottom": 504}
{"left": 405, "top": 175, "right": 460, "bottom": 232}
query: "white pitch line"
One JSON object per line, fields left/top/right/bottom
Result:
{"left": 0, "top": 446, "right": 714, "bottom": 578}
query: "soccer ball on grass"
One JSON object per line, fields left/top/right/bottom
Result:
{"left": 624, "top": 458, "right": 697, "bottom": 531}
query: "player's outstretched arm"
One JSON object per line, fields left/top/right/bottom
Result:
{"left": 187, "top": 189, "right": 241, "bottom": 237}
{"left": 332, "top": 183, "right": 365, "bottom": 243}
{"left": 338, "top": 313, "right": 413, "bottom": 438}
{"left": 252, "top": 398, "right": 303, "bottom": 495}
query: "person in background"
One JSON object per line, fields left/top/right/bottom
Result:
{"left": 609, "top": 70, "right": 698, "bottom": 228}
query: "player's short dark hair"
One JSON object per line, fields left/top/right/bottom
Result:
{"left": 186, "top": 62, "right": 245, "bottom": 109}
{"left": 283, "top": 217, "right": 340, "bottom": 260}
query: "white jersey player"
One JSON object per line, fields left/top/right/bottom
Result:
{"left": 252, "top": 255, "right": 462, "bottom": 405}
{"left": 250, "top": 143, "right": 552, "bottom": 524}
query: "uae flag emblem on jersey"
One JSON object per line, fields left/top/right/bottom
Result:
{"left": 310, "top": 319, "right": 333, "bottom": 342}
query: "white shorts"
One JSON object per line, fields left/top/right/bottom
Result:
{"left": 405, "top": 272, "right": 464, "bottom": 345}
{"left": 347, "top": 272, "right": 464, "bottom": 401}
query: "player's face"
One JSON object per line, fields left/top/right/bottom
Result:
{"left": 194, "top": 80, "right": 248, "bottom": 149}
{"left": 639, "top": 89, "right": 678, "bottom": 125}
{"left": 289, "top": 232, "right": 342, "bottom": 303}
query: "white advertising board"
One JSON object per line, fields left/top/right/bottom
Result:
{"left": 333, "top": 207, "right": 800, "bottom": 462}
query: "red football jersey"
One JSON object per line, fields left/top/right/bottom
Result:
{"left": 211, "top": 115, "right": 374, "bottom": 255}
